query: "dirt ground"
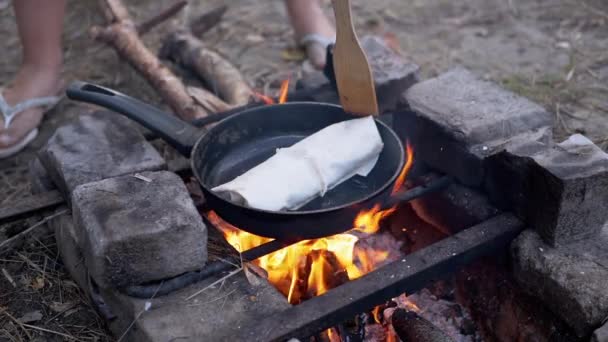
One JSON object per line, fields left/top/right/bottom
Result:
{"left": 0, "top": 0, "right": 606, "bottom": 340}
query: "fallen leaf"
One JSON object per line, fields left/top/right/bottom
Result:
{"left": 243, "top": 264, "right": 262, "bottom": 287}
{"left": 31, "top": 276, "right": 45, "bottom": 290}
{"left": 49, "top": 301, "right": 75, "bottom": 313}
{"left": 18, "top": 310, "right": 43, "bottom": 323}
{"left": 281, "top": 47, "right": 306, "bottom": 62}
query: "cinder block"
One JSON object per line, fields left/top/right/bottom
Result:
{"left": 511, "top": 229, "right": 608, "bottom": 337}
{"left": 71, "top": 171, "right": 207, "bottom": 288}
{"left": 402, "top": 67, "right": 552, "bottom": 187}
{"left": 38, "top": 111, "right": 166, "bottom": 197}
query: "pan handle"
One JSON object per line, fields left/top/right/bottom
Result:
{"left": 66, "top": 81, "right": 203, "bottom": 156}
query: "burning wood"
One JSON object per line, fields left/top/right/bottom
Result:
{"left": 390, "top": 308, "right": 455, "bottom": 342}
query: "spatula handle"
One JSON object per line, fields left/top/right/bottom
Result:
{"left": 331, "top": 0, "right": 379, "bottom": 116}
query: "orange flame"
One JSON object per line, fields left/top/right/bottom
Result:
{"left": 392, "top": 141, "right": 414, "bottom": 195}
{"left": 372, "top": 306, "right": 383, "bottom": 324}
{"left": 278, "top": 79, "right": 290, "bottom": 104}
{"left": 212, "top": 142, "right": 415, "bottom": 305}
{"left": 254, "top": 79, "right": 290, "bottom": 105}
{"left": 326, "top": 327, "right": 341, "bottom": 342}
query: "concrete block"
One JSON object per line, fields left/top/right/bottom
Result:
{"left": 100, "top": 269, "right": 290, "bottom": 342}
{"left": 511, "top": 229, "right": 608, "bottom": 337}
{"left": 592, "top": 322, "right": 608, "bottom": 342}
{"left": 529, "top": 134, "right": 608, "bottom": 245}
{"left": 488, "top": 134, "right": 608, "bottom": 246}
{"left": 38, "top": 110, "right": 166, "bottom": 197}
{"left": 28, "top": 157, "right": 56, "bottom": 194}
{"left": 298, "top": 35, "right": 419, "bottom": 113}
{"left": 71, "top": 171, "right": 207, "bottom": 289}
{"left": 402, "top": 67, "right": 552, "bottom": 186}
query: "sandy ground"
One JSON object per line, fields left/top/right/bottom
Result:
{"left": 0, "top": 0, "right": 606, "bottom": 340}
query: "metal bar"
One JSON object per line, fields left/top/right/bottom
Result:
{"left": 0, "top": 190, "right": 65, "bottom": 224}
{"left": 121, "top": 237, "right": 298, "bottom": 298}
{"left": 384, "top": 176, "right": 453, "bottom": 209}
{"left": 225, "top": 213, "right": 524, "bottom": 342}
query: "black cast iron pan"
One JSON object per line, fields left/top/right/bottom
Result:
{"left": 66, "top": 82, "right": 405, "bottom": 241}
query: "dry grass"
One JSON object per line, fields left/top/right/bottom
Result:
{"left": 0, "top": 226, "right": 111, "bottom": 342}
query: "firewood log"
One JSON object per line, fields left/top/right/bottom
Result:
{"left": 92, "top": 0, "right": 219, "bottom": 120}
{"left": 161, "top": 31, "right": 253, "bottom": 106}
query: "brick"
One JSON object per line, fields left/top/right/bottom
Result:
{"left": 38, "top": 110, "right": 166, "bottom": 197}
{"left": 511, "top": 229, "right": 608, "bottom": 337}
{"left": 100, "top": 269, "right": 290, "bottom": 341}
{"left": 592, "top": 322, "right": 608, "bottom": 342}
{"left": 298, "top": 35, "right": 419, "bottom": 113}
{"left": 71, "top": 171, "right": 207, "bottom": 288}
{"left": 401, "top": 67, "right": 552, "bottom": 187}
{"left": 488, "top": 134, "right": 608, "bottom": 246}
{"left": 409, "top": 174, "right": 499, "bottom": 235}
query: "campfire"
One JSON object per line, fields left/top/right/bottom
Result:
{"left": 209, "top": 139, "right": 414, "bottom": 305}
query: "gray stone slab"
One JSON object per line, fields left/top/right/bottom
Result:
{"left": 71, "top": 171, "right": 207, "bottom": 289}
{"left": 299, "top": 35, "right": 419, "bottom": 113}
{"left": 511, "top": 229, "right": 608, "bottom": 337}
{"left": 409, "top": 174, "right": 499, "bottom": 235}
{"left": 488, "top": 134, "right": 608, "bottom": 246}
{"left": 38, "top": 110, "right": 166, "bottom": 197}
{"left": 361, "top": 35, "right": 420, "bottom": 113}
{"left": 402, "top": 67, "right": 552, "bottom": 186}
{"left": 50, "top": 212, "right": 88, "bottom": 291}
{"left": 101, "top": 269, "right": 291, "bottom": 342}
{"left": 592, "top": 322, "right": 608, "bottom": 342}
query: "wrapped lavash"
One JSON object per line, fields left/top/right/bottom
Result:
{"left": 212, "top": 116, "right": 384, "bottom": 211}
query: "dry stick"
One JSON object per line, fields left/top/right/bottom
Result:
{"left": 185, "top": 267, "right": 243, "bottom": 300}
{"left": 137, "top": 0, "right": 188, "bottom": 36}
{"left": 1, "top": 268, "right": 16, "bottom": 288}
{"left": 190, "top": 5, "right": 228, "bottom": 37}
{"left": 20, "top": 323, "right": 78, "bottom": 340}
{"left": 93, "top": 0, "right": 217, "bottom": 121}
{"left": 161, "top": 31, "right": 253, "bottom": 106}
{"left": 1, "top": 308, "right": 33, "bottom": 340}
{"left": 0, "top": 209, "right": 69, "bottom": 255}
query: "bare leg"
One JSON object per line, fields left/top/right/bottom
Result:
{"left": 0, "top": 0, "right": 66, "bottom": 149}
{"left": 285, "top": 0, "right": 335, "bottom": 69}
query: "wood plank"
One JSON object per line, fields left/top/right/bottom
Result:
{"left": 0, "top": 190, "right": 65, "bottom": 224}
{"left": 227, "top": 213, "right": 524, "bottom": 341}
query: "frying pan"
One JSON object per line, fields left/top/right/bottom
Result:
{"left": 66, "top": 82, "right": 405, "bottom": 241}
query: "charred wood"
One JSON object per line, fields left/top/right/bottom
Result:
{"left": 391, "top": 309, "right": 455, "bottom": 342}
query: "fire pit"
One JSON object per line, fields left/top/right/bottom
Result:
{"left": 4, "top": 35, "right": 607, "bottom": 342}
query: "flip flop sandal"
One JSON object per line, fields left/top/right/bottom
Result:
{"left": 0, "top": 90, "right": 61, "bottom": 159}
{"left": 300, "top": 33, "right": 335, "bottom": 69}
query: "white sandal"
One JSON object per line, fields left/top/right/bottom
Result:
{"left": 0, "top": 91, "right": 61, "bottom": 159}
{"left": 299, "top": 33, "right": 335, "bottom": 69}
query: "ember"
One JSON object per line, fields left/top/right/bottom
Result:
{"left": 209, "top": 142, "right": 414, "bottom": 305}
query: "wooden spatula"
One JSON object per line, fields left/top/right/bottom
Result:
{"left": 331, "top": 0, "right": 378, "bottom": 116}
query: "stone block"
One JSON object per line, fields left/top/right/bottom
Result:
{"left": 402, "top": 67, "right": 552, "bottom": 186}
{"left": 592, "top": 322, "right": 608, "bottom": 342}
{"left": 50, "top": 212, "right": 89, "bottom": 291}
{"left": 28, "top": 157, "right": 56, "bottom": 194}
{"left": 361, "top": 35, "right": 419, "bottom": 112}
{"left": 71, "top": 171, "right": 207, "bottom": 289}
{"left": 298, "top": 35, "right": 419, "bottom": 113}
{"left": 528, "top": 134, "right": 608, "bottom": 245}
{"left": 38, "top": 110, "right": 166, "bottom": 197}
{"left": 511, "top": 229, "right": 608, "bottom": 337}
{"left": 100, "top": 268, "right": 290, "bottom": 342}
{"left": 409, "top": 174, "right": 499, "bottom": 235}
{"left": 488, "top": 134, "right": 608, "bottom": 246}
